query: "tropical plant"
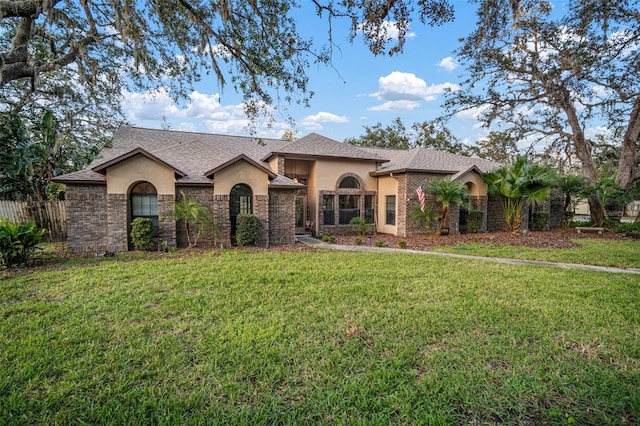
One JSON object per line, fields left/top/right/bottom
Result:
{"left": 426, "top": 177, "right": 471, "bottom": 235}
{"left": 173, "top": 192, "right": 214, "bottom": 249}
{"left": 130, "top": 218, "right": 154, "bottom": 251}
{"left": 348, "top": 217, "right": 372, "bottom": 236}
{"left": 557, "top": 175, "right": 588, "bottom": 226}
{"left": 0, "top": 219, "right": 46, "bottom": 268}
{"left": 483, "top": 156, "right": 557, "bottom": 233}
{"left": 410, "top": 203, "right": 440, "bottom": 233}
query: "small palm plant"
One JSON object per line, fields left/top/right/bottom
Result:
{"left": 483, "top": 156, "right": 557, "bottom": 233}
{"left": 426, "top": 177, "right": 471, "bottom": 235}
{"left": 173, "top": 192, "right": 214, "bottom": 249}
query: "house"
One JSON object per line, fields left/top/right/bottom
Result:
{"left": 53, "top": 126, "right": 503, "bottom": 253}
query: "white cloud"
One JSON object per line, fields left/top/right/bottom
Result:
{"left": 122, "top": 88, "right": 284, "bottom": 136}
{"left": 367, "top": 100, "right": 421, "bottom": 112}
{"left": 369, "top": 72, "right": 459, "bottom": 111}
{"left": 299, "top": 111, "right": 349, "bottom": 131}
{"left": 358, "top": 21, "right": 416, "bottom": 41}
{"left": 437, "top": 56, "right": 458, "bottom": 72}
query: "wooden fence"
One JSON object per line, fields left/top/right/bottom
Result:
{"left": 0, "top": 200, "right": 67, "bottom": 241}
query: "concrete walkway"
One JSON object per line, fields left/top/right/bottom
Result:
{"left": 295, "top": 235, "right": 640, "bottom": 275}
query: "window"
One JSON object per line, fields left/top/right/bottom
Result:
{"left": 338, "top": 176, "right": 360, "bottom": 189}
{"left": 385, "top": 196, "right": 396, "bottom": 226}
{"left": 364, "top": 195, "right": 374, "bottom": 223}
{"left": 130, "top": 181, "right": 159, "bottom": 235}
{"left": 322, "top": 195, "right": 335, "bottom": 225}
{"left": 339, "top": 194, "right": 360, "bottom": 224}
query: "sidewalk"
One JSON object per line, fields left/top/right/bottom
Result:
{"left": 295, "top": 235, "right": 640, "bottom": 275}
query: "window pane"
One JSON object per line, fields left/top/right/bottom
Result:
{"left": 386, "top": 196, "right": 396, "bottom": 226}
{"left": 323, "top": 195, "right": 334, "bottom": 225}
{"left": 339, "top": 195, "right": 360, "bottom": 224}
{"left": 364, "top": 195, "right": 374, "bottom": 222}
{"left": 338, "top": 176, "right": 360, "bottom": 189}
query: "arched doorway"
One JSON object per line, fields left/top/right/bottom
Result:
{"left": 129, "top": 181, "right": 159, "bottom": 246}
{"left": 230, "top": 184, "right": 252, "bottom": 244}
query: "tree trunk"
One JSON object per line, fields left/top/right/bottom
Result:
{"left": 617, "top": 94, "right": 640, "bottom": 189}
{"left": 560, "top": 93, "right": 606, "bottom": 225}
{"left": 588, "top": 194, "right": 605, "bottom": 227}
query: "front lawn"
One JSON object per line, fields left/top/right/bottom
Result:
{"left": 1, "top": 250, "right": 639, "bottom": 424}
{"left": 432, "top": 238, "right": 640, "bottom": 269}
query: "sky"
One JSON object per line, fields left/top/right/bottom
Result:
{"left": 121, "top": 3, "right": 489, "bottom": 143}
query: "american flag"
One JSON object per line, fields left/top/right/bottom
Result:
{"left": 416, "top": 185, "right": 426, "bottom": 212}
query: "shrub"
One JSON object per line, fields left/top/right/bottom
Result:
{"left": 398, "top": 240, "right": 407, "bottom": 249}
{"left": 130, "top": 217, "right": 154, "bottom": 250}
{"left": 466, "top": 210, "right": 484, "bottom": 233}
{"left": 0, "top": 219, "right": 46, "bottom": 268}
{"left": 321, "top": 234, "right": 335, "bottom": 243}
{"left": 530, "top": 212, "right": 549, "bottom": 231}
{"left": 374, "top": 241, "right": 385, "bottom": 247}
{"left": 349, "top": 217, "right": 372, "bottom": 236}
{"left": 614, "top": 222, "right": 640, "bottom": 234}
{"left": 354, "top": 236, "right": 362, "bottom": 245}
{"left": 236, "top": 214, "right": 259, "bottom": 246}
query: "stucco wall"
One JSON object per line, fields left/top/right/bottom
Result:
{"left": 376, "top": 175, "right": 398, "bottom": 235}
{"left": 106, "top": 154, "right": 176, "bottom": 195}
{"left": 212, "top": 160, "right": 270, "bottom": 196}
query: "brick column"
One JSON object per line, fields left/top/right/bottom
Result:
{"left": 107, "top": 193, "right": 128, "bottom": 252}
{"left": 269, "top": 189, "right": 296, "bottom": 244}
{"left": 213, "top": 194, "right": 230, "bottom": 248}
{"left": 254, "top": 194, "right": 270, "bottom": 246}
{"left": 158, "top": 194, "right": 176, "bottom": 248}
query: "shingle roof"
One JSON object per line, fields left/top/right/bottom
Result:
{"left": 54, "top": 126, "right": 294, "bottom": 185}
{"left": 262, "top": 133, "right": 388, "bottom": 162}
{"left": 53, "top": 127, "right": 501, "bottom": 186}
{"left": 362, "top": 147, "right": 501, "bottom": 175}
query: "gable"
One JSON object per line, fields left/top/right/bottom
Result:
{"left": 104, "top": 153, "right": 178, "bottom": 195}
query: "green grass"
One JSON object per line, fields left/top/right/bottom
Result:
{"left": 1, "top": 250, "right": 639, "bottom": 424}
{"left": 432, "top": 238, "right": 640, "bottom": 269}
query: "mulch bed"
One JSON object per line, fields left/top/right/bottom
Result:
{"left": 329, "top": 227, "right": 630, "bottom": 251}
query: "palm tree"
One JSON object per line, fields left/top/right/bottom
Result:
{"left": 483, "top": 156, "right": 557, "bottom": 233}
{"left": 173, "top": 192, "right": 214, "bottom": 248}
{"left": 557, "top": 175, "right": 588, "bottom": 226}
{"left": 426, "top": 177, "right": 471, "bottom": 235}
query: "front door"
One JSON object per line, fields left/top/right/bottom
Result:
{"left": 295, "top": 196, "right": 306, "bottom": 234}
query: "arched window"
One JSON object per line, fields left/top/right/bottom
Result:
{"left": 130, "top": 181, "right": 158, "bottom": 235}
{"left": 338, "top": 176, "right": 360, "bottom": 189}
{"left": 230, "top": 184, "right": 253, "bottom": 244}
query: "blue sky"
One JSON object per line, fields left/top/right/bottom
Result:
{"left": 122, "top": 3, "right": 487, "bottom": 143}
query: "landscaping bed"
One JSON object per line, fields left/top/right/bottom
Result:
{"left": 330, "top": 227, "right": 629, "bottom": 250}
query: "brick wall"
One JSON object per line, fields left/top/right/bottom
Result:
{"left": 400, "top": 173, "right": 447, "bottom": 237}
{"left": 213, "top": 194, "right": 230, "bottom": 248}
{"left": 269, "top": 188, "right": 296, "bottom": 244}
{"left": 66, "top": 184, "right": 109, "bottom": 254}
{"left": 254, "top": 194, "right": 270, "bottom": 246}
{"left": 175, "top": 186, "right": 215, "bottom": 248}
{"left": 158, "top": 194, "right": 176, "bottom": 248}
{"left": 107, "top": 193, "right": 128, "bottom": 252}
